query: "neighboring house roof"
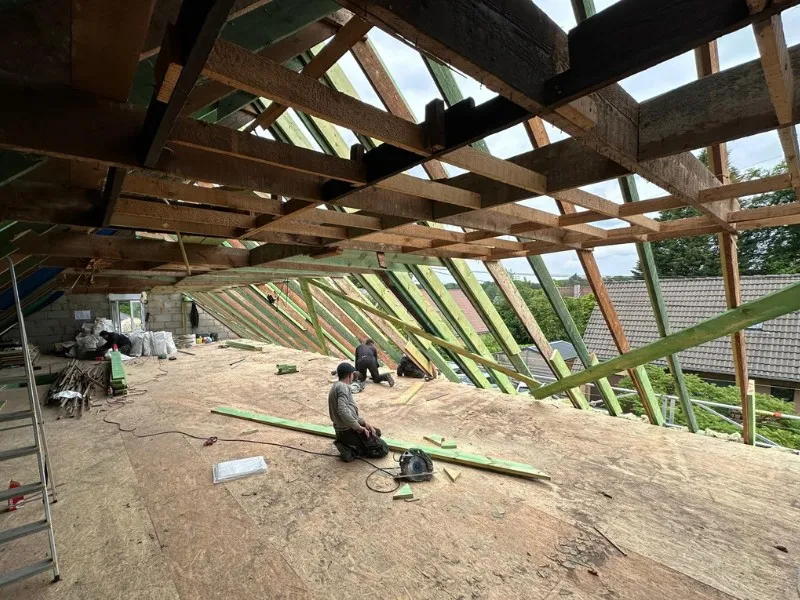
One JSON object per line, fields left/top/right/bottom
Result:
{"left": 422, "top": 288, "right": 490, "bottom": 334}
{"left": 522, "top": 340, "right": 578, "bottom": 361}
{"left": 581, "top": 275, "right": 800, "bottom": 383}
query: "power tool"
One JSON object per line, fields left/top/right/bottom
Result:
{"left": 397, "top": 448, "right": 434, "bottom": 481}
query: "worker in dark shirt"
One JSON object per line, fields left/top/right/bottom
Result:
{"left": 96, "top": 331, "right": 132, "bottom": 357}
{"left": 355, "top": 339, "right": 394, "bottom": 387}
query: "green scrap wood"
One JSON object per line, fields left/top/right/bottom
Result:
{"left": 423, "top": 434, "right": 445, "bottom": 446}
{"left": 534, "top": 281, "right": 800, "bottom": 398}
{"left": 441, "top": 440, "right": 457, "bottom": 449}
{"left": 395, "top": 381, "right": 425, "bottom": 404}
{"left": 211, "top": 406, "right": 551, "bottom": 480}
{"left": 276, "top": 364, "right": 298, "bottom": 375}
{"left": 226, "top": 340, "right": 267, "bottom": 352}
{"left": 313, "top": 280, "right": 543, "bottom": 391}
{"left": 393, "top": 483, "right": 413, "bottom": 500}
{"left": 408, "top": 264, "right": 516, "bottom": 394}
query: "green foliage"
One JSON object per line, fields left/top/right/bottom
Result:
{"left": 618, "top": 364, "right": 800, "bottom": 448}
{"left": 479, "top": 333, "right": 502, "bottom": 354}
{"left": 633, "top": 162, "right": 800, "bottom": 277}
{"left": 489, "top": 277, "right": 597, "bottom": 343}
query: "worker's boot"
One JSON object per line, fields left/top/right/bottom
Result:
{"left": 334, "top": 441, "right": 356, "bottom": 462}
{"left": 387, "top": 374, "right": 395, "bottom": 388}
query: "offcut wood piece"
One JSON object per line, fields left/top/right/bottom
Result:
{"left": 276, "top": 364, "right": 298, "bottom": 375}
{"left": 211, "top": 406, "right": 551, "bottom": 480}
{"left": 395, "top": 381, "right": 424, "bottom": 405}
{"left": 423, "top": 434, "right": 446, "bottom": 446}
{"left": 443, "top": 467, "right": 461, "bottom": 482}
{"left": 393, "top": 484, "right": 413, "bottom": 500}
{"left": 226, "top": 339, "right": 267, "bottom": 352}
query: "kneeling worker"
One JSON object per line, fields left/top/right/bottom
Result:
{"left": 355, "top": 339, "right": 394, "bottom": 387}
{"left": 329, "top": 362, "right": 389, "bottom": 462}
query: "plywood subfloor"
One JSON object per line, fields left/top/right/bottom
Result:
{"left": 1, "top": 345, "right": 799, "bottom": 599}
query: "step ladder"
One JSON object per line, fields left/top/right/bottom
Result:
{"left": 0, "top": 258, "right": 60, "bottom": 587}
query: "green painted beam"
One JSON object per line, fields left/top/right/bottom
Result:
{"left": 312, "top": 279, "right": 544, "bottom": 390}
{"left": 290, "top": 280, "right": 360, "bottom": 349}
{"left": 619, "top": 175, "right": 698, "bottom": 431}
{"left": 387, "top": 271, "right": 496, "bottom": 391}
{"left": 201, "top": 292, "right": 272, "bottom": 343}
{"left": 550, "top": 350, "right": 591, "bottom": 410}
{"left": 443, "top": 258, "right": 536, "bottom": 383}
{"left": 355, "top": 274, "right": 461, "bottom": 383}
{"left": 299, "top": 279, "right": 329, "bottom": 354}
{"left": 407, "top": 264, "right": 517, "bottom": 393}
{"left": 266, "top": 282, "right": 349, "bottom": 357}
{"left": 320, "top": 281, "right": 403, "bottom": 364}
{"left": 332, "top": 277, "right": 435, "bottom": 377}
{"left": 211, "top": 406, "right": 551, "bottom": 480}
{"left": 534, "top": 282, "right": 800, "bottom": 398}
{"left": 216, "top": 290, "right": 287, "bottom": 345}
{"left": 526, "top": 255, "right": 622, "bottom": 414}
{"left": 229, "top": 287, "right": 316, "bottom": 351}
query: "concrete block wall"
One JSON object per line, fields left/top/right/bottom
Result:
{"left": 146, "top": 293, "right": 236, "bottom": 340}
{"left": 7, "top": 294, "right": 111, "bottom": 351}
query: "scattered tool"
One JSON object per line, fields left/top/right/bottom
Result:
{"left": 230, "top": 358, "right": 246, "bottom": 367}
{"left": 178, "top": 350, "right": 195, "bottom": 356}
{"left": 276, "top": 364, "right": 297, "bottom": 375}
{"left": 399, "top": 449, "right": 434, "bottom": 482}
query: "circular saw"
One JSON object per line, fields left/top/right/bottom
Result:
{"left": 398, "top": 448, "right": 434, "bottom": 482}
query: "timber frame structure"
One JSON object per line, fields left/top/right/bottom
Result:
{"left": 2, "top": 0, "right": 800, "bottom": 447}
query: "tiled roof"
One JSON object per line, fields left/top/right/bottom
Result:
{"left": 523, "top": 340, "right": 578, "bottom": 361}
{"left": 421, "top": 288, "right": 490, "bottom": 334}
{"left": 581, "top": 275, "right": 800, "bottom": 383}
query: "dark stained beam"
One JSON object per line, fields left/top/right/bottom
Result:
{"left": 544, "top": 0, "right": 800, "bottom": 105}
{"left": 139, "top": 0, "right": 237, "bottom": 167}
{"left": 640, "top": 40, "right": 800, "bottom": 159}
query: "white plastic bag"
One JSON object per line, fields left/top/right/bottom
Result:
{"left": 212, "top": 456, "right": 268, "bottom": 484}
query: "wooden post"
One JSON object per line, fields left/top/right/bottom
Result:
{"left": 533, "top": 281, "right": 800, "bottom": 398}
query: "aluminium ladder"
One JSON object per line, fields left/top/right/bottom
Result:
{"left": 0, "top": 257, "right": 60, "bottom": 587}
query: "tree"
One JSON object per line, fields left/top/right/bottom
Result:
{"left": 633, "top": 162, "right": 800, "bottom": 277}
{"left": 491, "top": 278, "right": 597, "bottom": 343}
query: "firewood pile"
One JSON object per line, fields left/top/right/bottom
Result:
{"left": 46, "top": 360, "right": 110, "bottom": 419}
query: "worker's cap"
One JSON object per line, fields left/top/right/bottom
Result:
{"left": 336, "top": 362, "right": 357, "bottom": 378}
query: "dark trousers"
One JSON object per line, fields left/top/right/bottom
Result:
{"left": 335, "top": 428, "right": 389, "bottom": 458}
{"left": 356, "top": 357, "right": 390, "bottom": 384}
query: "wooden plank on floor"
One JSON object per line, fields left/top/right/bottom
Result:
{"left": 210, "top": 406, "right": 551, "bottom": 480}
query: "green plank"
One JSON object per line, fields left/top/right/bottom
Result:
{"left": 534, "top": 281, "right": 800, "bottom": 398}
{"left": 550, "top": 350, "right": 590, "bottom": 410}
{"left": 211, "top": 406, "right": 551, "bottom": 480}
{"left": 444, "top": 258, "right": 536, "bottom": 384}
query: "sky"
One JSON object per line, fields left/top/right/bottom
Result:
{"left": 320, "top": 2, "right": 800, "bottom": 281}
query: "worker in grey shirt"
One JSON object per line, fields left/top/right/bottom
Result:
{"left": 329, "top": 362, "right": 389, "bottom": 462}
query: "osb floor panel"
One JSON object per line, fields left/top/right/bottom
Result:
{"left": 0, "top": 345, "right": 798, "bottom": 599}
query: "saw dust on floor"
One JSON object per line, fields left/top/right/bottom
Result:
{"left": 1, "top": 343, "right": 799, "bottom": 599}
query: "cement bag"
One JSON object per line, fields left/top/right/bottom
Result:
{"left": 141, "top": 331, "right": 154, "bottom": 356}
{"left": 129, "top": 331, "right": 144, "bottom": 357}
{"left": 165, "top": 332, "right": 177, "bottom": 355}
{"left": 151, "top": 331, "right": 169, "bottom": 356}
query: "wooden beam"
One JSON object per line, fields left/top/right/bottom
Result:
{"left": 245, "top": 17, "right": 372, "bottom": 132}
{"left": 753, "top": 14, "right": 800, "bottom": 192}
{"left": 311, "top": 279, "right": 544, "bottom": 390}
{"left": 211, "top": 406, "right": 551, "bottom": 480}
{"left": 339, "top": 0, "right": 734, "bottom": 229}
{"left": 543, "top": 0, "right": 799, "bottom": 105}
{"left": 639, "top": 39, "right": 800, "bottom": 160}
{"left": 15, "top": 232, "right": 249, "bottom": 268}
{"left": 140, "top": 0, "right": 237, "bottom": 167}
{"left": 533, "top": 280, "right": 800, "bottom": 399}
